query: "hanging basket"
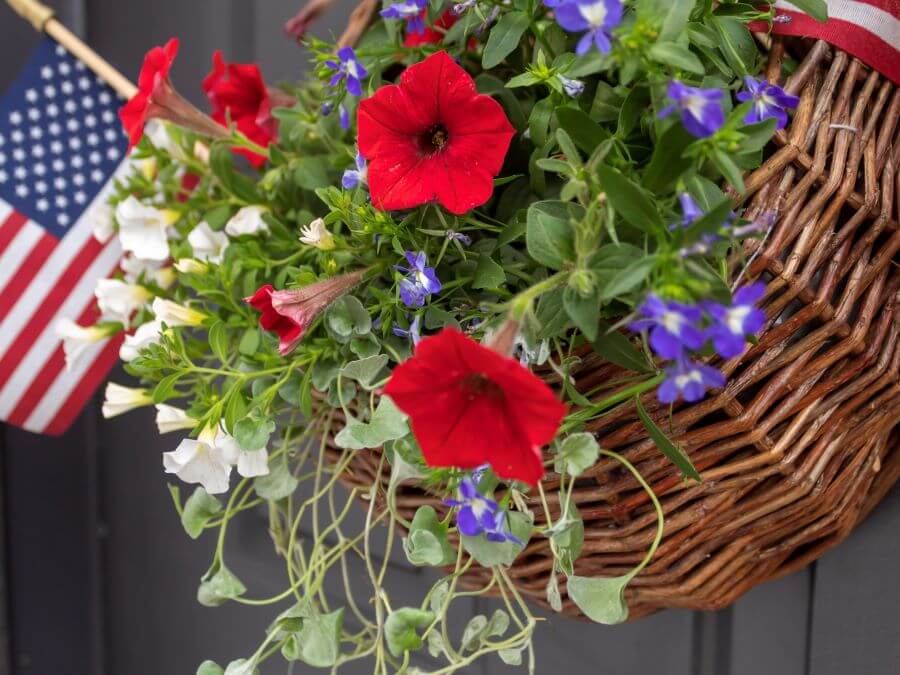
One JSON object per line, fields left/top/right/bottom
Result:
{"left": 326, "top": 37, "right": 900, "bottom": 619}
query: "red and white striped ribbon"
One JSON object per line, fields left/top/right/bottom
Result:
{"left": 767, "top": 1, "right": 900, "bottom": 84}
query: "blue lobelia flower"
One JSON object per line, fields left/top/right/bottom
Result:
{"left": 445, "top": 477, "right": 523, "bottom": 544}
{"left": 558, "top": 74, "right": 586, "bottom": 98}
{"left": 324, "top": 46, "right": 367, "bottom": 97}
{"left": 342, "top": 152, "right": 368, "bottom": 189}
{"left": 380, "top": 0, "right": 428, "bottom": 35}
{"left": 392, "top": 314, "right": 422, "bottom": 345}
{"left": 554, "top": 0, "right": 624, "bottom": 55}
{"left": 659, "top": 80, "right": 725, "bottom": 138}
{"left": 736, "top": 76, "right": 799, "bottom": 130}
{"left": 445, "top": 229, "right": 472, "bottom": 246}
{"left": 396, "top": 251, "right": 442, "bottom": 307}
{"left": 658, "top": 358, "right": 726, "bottom": 404}
{"left": 339, "top": 103, "right": 350, "bottom": 130}
{"left": 704, "top": 282, "right": 767, "bottom": 358}
{"left": 678, "top": 192, "right": 705, "bottom": 228}
{"left": 630, "top": 295, "right": 705, "bottom": 360}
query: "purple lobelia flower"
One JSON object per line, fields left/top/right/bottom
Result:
{"left": 324, "top": 47, "right": 367, "bottom": 97}
{"left": 554, "top": 0, "right": 624, "bottom": 56}
{"left": 380, "top": 0, "right": 428, "bottom": 34}
{"left": 704, "top": 283, "right": 767, "bottom": 358}
{"left": 658, "top": 358, "right": 726, "bottom": 404}
{"left": 339, "top": 103, "right": 350, "bottom": 130}
{"left": 736, "top": 77, "right": 799, "bottom": 130}
{"left": 678, "top": 193, "right": 705, "bottom": 227}
{"left": 445, "top": 229, "right": 472, "bottom": 246}
{"left": 342, "top": 151, "right": 368, "bottom": 189}
{"left": 558, "top": 74, "right": 586, "bottom": 98}
{"left": 629, "top": 295, "right": 705, "bottom": 360}
{"left": 392, "top": 314, "right": 422, "bottom": 345}
{"left": 396, "top": 251, "right": 442, "bottom": 307}
{"left": 659, "top": 80, "right": 725, "bottom": 138}
{"left": 445, "top": 477, "right": 523, "bottom": 544}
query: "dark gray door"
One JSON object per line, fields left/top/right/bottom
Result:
{"left": 1, "top": 2, "right": 898, "bottom": 674}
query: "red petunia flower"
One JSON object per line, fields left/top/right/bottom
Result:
{"left": 202, "top": 52, "right": 293, "bottom": 168}
{"left": 245, "top": 270, "right": 367, "bottom": 355}
{"left": 120, "top": 38, "right": 227, "bottom": 150}
{"left": 384, "top": 327, "right": 566, "bottom": 486}
{"left": 357, "top": 51, "right": 515, "bottom": 215}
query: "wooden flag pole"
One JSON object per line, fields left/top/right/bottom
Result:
{"left": 6, "top": 0, "right": 137, "bottom": 98}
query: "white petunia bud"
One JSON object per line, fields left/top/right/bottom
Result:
{"left": 102, "top": 382, "right": 152, "bottom": 418}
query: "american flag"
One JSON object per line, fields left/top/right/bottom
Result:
{"left": 0, "top": 37, "right": 129, "bottom": 435}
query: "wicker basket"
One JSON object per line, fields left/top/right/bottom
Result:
{"left": 327, "top": 38, "right": 900, "bottom": 619}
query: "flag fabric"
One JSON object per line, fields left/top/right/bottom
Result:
{"left": 767, "top": 1, "right": 900, "bottom": 84}
{"left": 0, "top": 37, "right": 129, "bottom": 435}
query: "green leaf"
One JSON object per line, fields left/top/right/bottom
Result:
{"left": 403, "top": 505, "right": 456, "bottom": 566}
{"left": 208, "top": 321, "right": 229, "bottom": 363}
{"left": 549, "top": 499, "right": 584, "bottom": 575}
{"left": 739, "top": 117, "right": 778, "bottom": 153}
{"left": 526, "top": 200, "right": 582, "bottom": 269}
{"left": 786, "top": 0, "right": 827, "bottom": 22}
{"left": 644, "top": 123, "right": 695, "bottom": 194}
{"left": 528, "top": 96, "right": 554, "bottom": 147}
{"left": 711, "top": 16, "right": 757, "bottom": 77}
{"left": 472, "top": 253, "right": 506, "bottom": 290}
{"left": 711, "top": 148, "right": 746, "bottom": 193}
{"left": 234, "top": 416, "right": 275, "bottom": 452}
{"left": 659, "top": 0, "right": 697, "bottom": 40}
{"left": 253, "top": 459, "right": 299, "bottom": 500}
{"left": 592, "top": 324, "right": 653, "bottom": 373}
{"left": 293, "top": 157, "right": 330, "bottom": 190}
{"left": 683, "top": 195, "right": 734, "bottom": 244}
{"left": 181, "top": 487, "right": 223, "bottom": 539}
{"left": 649, "top": 42, "right": 704, "bottom": 74}
{"left": 223, "top": 659, "right": 257, "bottom": 675}
{"left": 237, "top": 327, "right": 260, "bottom": 356}
{"left": 462, "top": 511, "right": 532, "bottom": 567}
{"left": 385, "top": 608, "right": 436, "bottom": 657}
{"left": 197, "top": 564, "right": 246, "bottom": 607}
{"left": 499, "top": 646, "right": 526, "bottom": 666}
{"left": 555, "top": 107, "right": 608, "bottom": 154}
{"left": 482, "top": 11, "right": 530, "bottom": 69}
{"left": 197, "top": 661, "right": 225, "bottom": 675}
{"left": 567, "top": 573, "right": 634, "bottom": 624}
{"left": 617, "top": 86, "right": 650, "bottom": 137}
{"left": 333, "top": 396, "right": 409, "bottom": 450}
{"left": 555, "top": 432, "right": 600, "bottom": 476}
{"left": 598, "top": 256, "right": 657, "bottom": 300}
{"left": 340, "top": 354, "right": 389, "bottom": 389}
{"left": 460, "top": 611, "right": 508, "bottom": 653}
{"left": 152, "top": 372, "right": 182, "bottom": 404}
{"left": 326, "top": 295, "right": 371, "bottom": 341}
{"left": 563, "top": 286, "right": 600, "bottom": 342}
{"left": 596, "top": 165, "right": 663, "bottom": 232}
{"left": 635, "top": 396, "right": 701, "bottom": 482}
{"left": 292, "top": 609, "right": 344, "bottom": 667}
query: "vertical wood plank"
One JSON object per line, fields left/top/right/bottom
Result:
{"left": 728, "top": 569, "right": 812, "bottom": 675}
{"left": 807, "top": 487, "right": 900, "bottom": 675}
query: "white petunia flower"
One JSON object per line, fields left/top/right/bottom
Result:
{"left": 102, "top": 382, "right": 152, "bottom": 418}
{"left": 94, "top": 278, "right": 152, "bottom": 325}
{"left": 188, "top": 221, "right": 229, "bottom": 263}
{"left": 299, "top": 217, "right": 335, "bottom": 250}
{"left": 225, "top": 206, "right": 269, "bottom": 237}
{"left": 213, "top": 429, "right": 270, "bottom": 479}
{"left": 56, "top": 318, "right": 117, "bottom": 371}
{"left": 89, "top": 202, "right": 114, "bottom": 243}
{"left": 119, "top": 320, "right": 163, "bottom": 362}
{"left": 151, "top": 297, "right": 207, "bottom": 327}
{"left": 144, "top": 119, "right": 184, "bottom": 159}
{"left": 163, "top": 426, "right": 234, "bottom": 495}
{"left": 154, "top": 404, "right": 196, "bottom": 434}
{"left": 114, "top": 195, "right": 173, "bottom": 261}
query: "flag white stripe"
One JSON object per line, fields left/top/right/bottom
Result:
{"left": 777, "top": 1, "right": 900, "bottom": 45}
{"left": 0, "top": 160, "right": 128, "bottom": 359}
{"left": 0, "top": 238, "right": 122, "bottom": 419}
{"left": 0, "top": 222, "right": 45, "bottom": 294}
{"left": 0, "top": 201, "right": 12, "bottom": 224}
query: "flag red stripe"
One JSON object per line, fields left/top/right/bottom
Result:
{"left": 43, "top": 334, "right": 124, "bottom": 436}
{"left": 0, "top": 210, "right": 29, "bottom": 254}
{"left": 0, "top": 235, "right": 103, "bottom": 379}
{"left": 0, "top": 233, "right": 58, "bottom": 323}
{"left": 6, "top": 302, "right": 102, "bottom": 427}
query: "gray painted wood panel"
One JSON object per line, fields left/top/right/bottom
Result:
{"left": 1, "top": 1, "right": 898, "bottom": 674}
